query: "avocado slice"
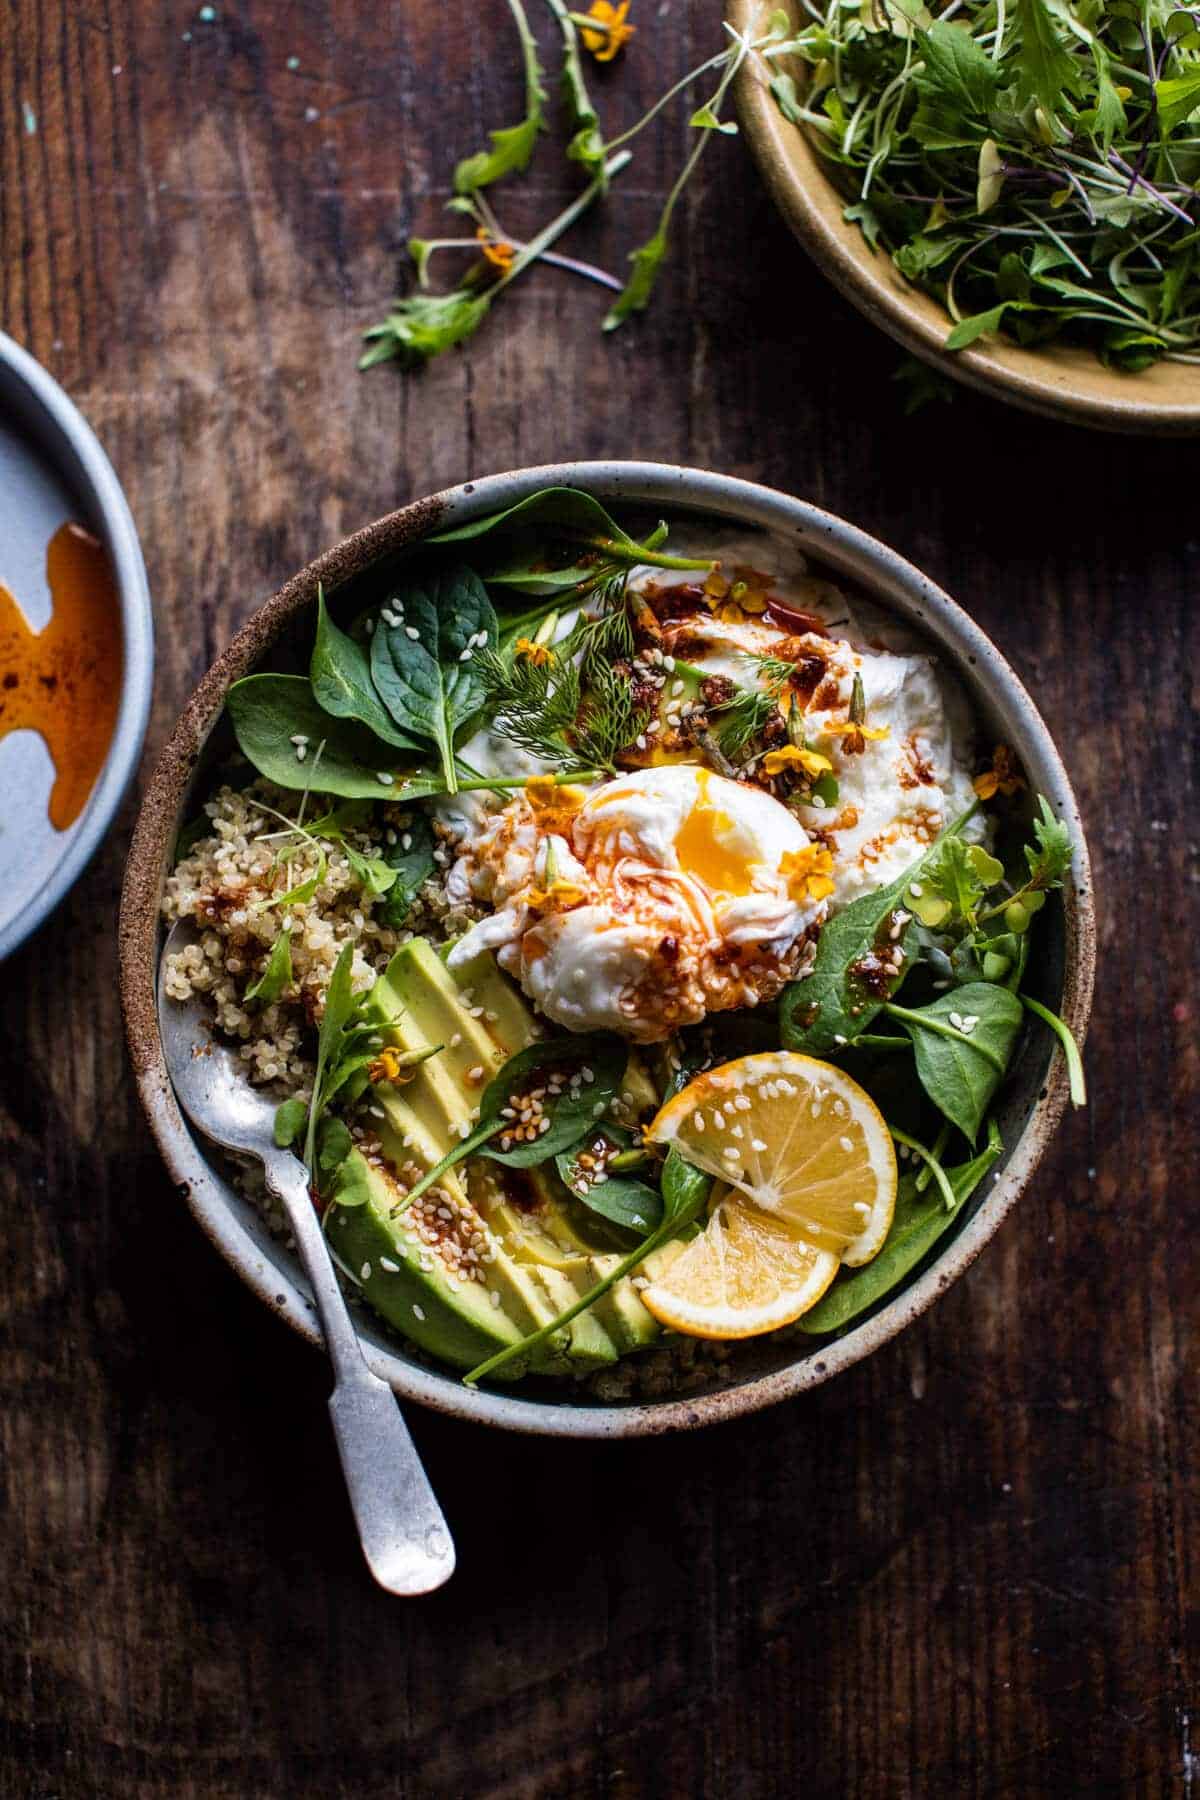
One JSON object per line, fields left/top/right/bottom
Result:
{"left": 338, "top": 936, "right": 667, "bottom": 1373}
{"left": 327, "top": 1151, "right": 570, "bottom": 1378}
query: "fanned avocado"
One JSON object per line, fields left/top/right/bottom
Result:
{"left": 325, "top": 937, "right": 663, "bottom": 1373}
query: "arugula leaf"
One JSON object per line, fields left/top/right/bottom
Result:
{"left": 228, "top": 674, "right": 423, "bottom": 799}
{"left": 391, "top": 1033, "right": 630, "bottom": 1216}
{"left": 302, "top": 942, "right": 359, "bottom": 1177}
{"left": 310, "top": 586, "right": 421, "bottom": 750}
{"left": 945, "top": 302, "right": 1037, "bottom": 350}
{"left": 799, "top": 1121, "right": 1003, "bottom": 1334}
{"left": 316, "top": 1116, "right": 354, "bottom": 1183}
{"left": 884, "top": 982, "right": 1023, "bottom": 1142}
{"left": 359, "top": 290, "right": 492, "bottom": 370}
{"left": 378, "top": 813, "right": 437, "bottom": 929}
{"left": 244, "top": 928, "right": 294, "bottom": 1004}
{"left": 453, "top": 0, "right": 546, "bottom": 193}
{"left": 1011, "top": 0, "right": 1079, "bottom": 116}
{"left": 343, "top": 843, "right": 399, "bottom": 899}
{"left": 910, "top": 22, "right": 1000, "bottom": 147}
{"left": 369, "top": 563, "right": 498, "bottom": 792}
{"left": 1155, "top": 69, "right": 1200, "bottom": 136}
{"left": 780, "top": 808, "right": 977, "bottom": 1055}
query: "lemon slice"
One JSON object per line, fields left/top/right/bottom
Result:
{"left": 639, "top": 1052, "right": 897, "bottom": 1339}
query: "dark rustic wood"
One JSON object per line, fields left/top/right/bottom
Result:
{"left": 1, "top": 2, "right": 1196, "bottom": 1795}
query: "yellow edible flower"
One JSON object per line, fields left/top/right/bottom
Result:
{"left": 762, "top": 744, "right": 833, "bottom": 780}
{"left": 823, "top": 718, "right": 890, "bottom": 756}
{"left": 779, "top": 844, "right": 836, "bottom": 904}
{"left": 524, "top": 775, "right": 588, "bottom": 812}
{"left": 476, "top": 227, "right": 516, "bottom": 272}
{"left": 368, "top": 1046, "right": 416, "bottom": 1086}
{"left": 581, "top": 0, "right": 635, "bottom": 61}
{"left": 525, "top": 880, "right": 587, "bottom": 915}
{"left": 513, "top": 636, "right": 554, "bottom": 667}
{"left": 973, "top": 744, "right": 1025, "bottom": 800}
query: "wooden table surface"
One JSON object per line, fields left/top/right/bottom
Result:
{"left": 2, "top": 1, "right": 1196, "bottom": 1795}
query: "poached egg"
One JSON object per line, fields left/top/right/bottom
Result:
{"left": 447, "top": 766, "right": 827, "bottom": 1041}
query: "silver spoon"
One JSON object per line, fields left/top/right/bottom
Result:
{"left": 156, "top": 920, "right": 455, "bottom": 1595}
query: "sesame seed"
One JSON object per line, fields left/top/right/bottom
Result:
{"left": 450, "top": 1032, "right": 462, "bottom": 1048}
{"left": 360, "top": 1263, "right": 372, "bottom": 1280}
{"left": 839, "top": 1136, "right": 854, "bottom": 1153}
{"left": 295, "top": 744, "right": 307, "bottom": 762}
{"left": 377, "top": 772, "right": 393, "bottom": 785}
{"left": 751, "top": 1138, "right": 767, "bottom": 1153}
{"left": 413, "top": 1304, "right": 426, "bottom": 1321}
{"left": 289, "top": 733, "right": 309, "bottom": 746}
{"left": 490, "top": 1291, "right": 502, "bottom": 1308}
{"left": 380, "top": 1257, "right": 399, "bottom": 1273}
{"left": 404, "top": 625, "right": 420, "bottom": 641}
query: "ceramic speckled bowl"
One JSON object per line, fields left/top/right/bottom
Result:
{"left": 729, "top": 2, "right": 1200, "bottom": 437}
{"left": 0, "top": 333, "right": 153, "bottom": 958}
{"left": 119, "top": 464, "right": 1094, "bottom": 1437}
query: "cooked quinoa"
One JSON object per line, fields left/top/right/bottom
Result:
{"left": 161, "top": 781, "right": 482, "bottom": 1092}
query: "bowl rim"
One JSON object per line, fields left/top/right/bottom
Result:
{"left": 728, "top": 8, "right": 1200, "bottom": 438}
{"left": 0, "top": 331, "right": 155, "bottom": 960}
{"left": 119, "top": 461, "right": 1095, "bottom": 1438}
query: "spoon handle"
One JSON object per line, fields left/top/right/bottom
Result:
{"left": 263, "top": 1152, "right": 456, "bottom": 1596}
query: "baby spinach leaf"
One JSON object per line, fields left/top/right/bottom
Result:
{"left": 310, "top": 587, "right": 422, "bottom": 750}
{"left": 378, "top": 814, "right": 437, "bottom": 928}
{"left": 427, "top": 486, "right": 711, "bottom": 583}
{"left": 779, "top": 808, "right": 977, "bottom": 1056}
{"left": 228, "top": 674, "right": 424, "bottom": 799}
{"left": 392, "top": 1033, "right": 630, "bottom": 1214}
{"left": 559, "top": 1163, "right": 664, "bottom": 1237}
{"left": 799, "top": 1121, "right": 1003, "bottom": 1335}
{"left": 244, "top": 928, "right": 293, "bottom": 1004}
{"left": 884, "top": 982, "right": 1023, "bottom": 1142}
{"left": 453, "top": 0, "right": 545, "bottom": 193}
{"left": 556, "top": 1128, "right": 664, "bottom": 1238}
{"left": 369, "top": 562, "right": 498, "bottom": 792}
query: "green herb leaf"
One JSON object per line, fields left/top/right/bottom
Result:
{"left": 911, "top": 22, "right": 1000, "bottom": 148}
{"left": 428, "top": 485, "right": 709, "bottom": 579}
{"left": 244, "top": 928, "right": 294, "bottom": 1004}
{"left": 557, "top": 1137, "right": 664, "bottom": 1236}
{"left": 310, "top": 586, "right": 422, "bottom": 750}
{"left": 1011, "top": 0, "right": 1079, "bottom": 117}
{"left": 945, "top": 302, "right": 1036, "bottom": 350}
{"left": 1023, "top": 794, "right": 1073, "bottom": 889}
{"left": 227, "top": 674, "right": 421, "bottom": 798}
{"left": 1020, "top": 993, "right": 1087, "bottom": 1105}
{"left": 369, "top": 563, "right": 498, "bottom": 791}
{"left": 274, "top": 1096, "right": 308, "bottom": 1149}
{"left": 884, "top": 982, "right": 1024, "bottom": 1142}
{"left": 378, "top": 813, "right": 437, "bottom": 928}
{"left": 453, "top": 0, "right": 546, "bottom": 192}
{"left": 359, "top": 290, "right": 492, "bottom": 370}
{"left": 1154, "top": 69, "right": 1200, "bottom": 135}
{"left": 343, "top": 843, "right": 399, "bottom": 898}
{"left": 799, "top": 1120, "right": 1003, "bottom": 1334}
{"left": 779, "top": 807, "right": 977, "bottom": 1055}
{"left": 316, "top": 1116, "right": 354, "bottom": 1181}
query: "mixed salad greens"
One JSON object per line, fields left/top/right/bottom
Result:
{"left": 772, "top": 0, "right": 1200, "bottom": 369}
{"left": 210, "top": 488, "right": 1084, "bottom": 1384}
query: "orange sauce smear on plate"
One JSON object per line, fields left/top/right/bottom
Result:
{"left": 0, "top": 522, "right": 123, "bottom": 831}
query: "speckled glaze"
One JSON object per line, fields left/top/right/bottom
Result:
{"left": 119, "top": 464, "right": 1095, "bottom": 1438}
{"left": 0, "top": 332, "right": 154, "bottom": 959}
{"left": 730, "top": 4, "right": 1200, "bottom": 438}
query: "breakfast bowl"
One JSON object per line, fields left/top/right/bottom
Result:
{"left": 119, "top": 462, "right": 1094, "bottom": 1438}
{"left": 729, "top": 0, "right": 1200, "bottom": 437}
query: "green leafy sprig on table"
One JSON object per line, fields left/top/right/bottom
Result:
{"left": 360, "top": 2, "right": 802, "bottom": 367}
{"left": 772, "top": 0, "right": 1200, "bottom": 369}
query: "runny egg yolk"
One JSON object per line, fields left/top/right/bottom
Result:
{"left": 672, "top": 773, "right": 755, "bottom": 897}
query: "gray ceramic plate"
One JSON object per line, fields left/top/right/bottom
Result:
{"left": 119, "top": 464, "right": 1094, "bottom": 1438}
{"left": 0, "top": 333, "right": 153, "bottom": 959}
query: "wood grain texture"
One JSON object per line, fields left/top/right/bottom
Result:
{"left": 1, "top": 1, "right": 1196, "bottom": 1796}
